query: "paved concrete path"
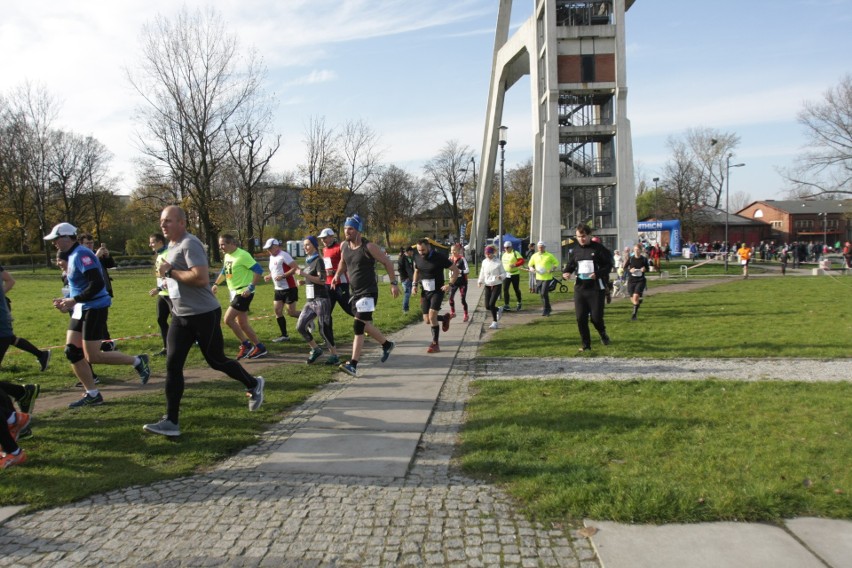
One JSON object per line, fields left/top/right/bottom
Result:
{"left": 1, "top": 276, "right": 850, "bottom": 567}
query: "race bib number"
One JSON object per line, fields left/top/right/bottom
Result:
{"left": 630, "top": 268, "right": 643, "bottom": 278}
{"left": 578, "top": 260, "right": 595, "bottom": 279}
{"left": 229, "top": 289, "right": 238, "bottom": 302}
{"left": 323, "top": 257, "right": 333, "bottom": 269}
{"left": 306, "top": 284, "right": 315, "bottom": 299}
{"left": 740, "top": 260, "right": 747, "bottom": 266}
{"left": 355, "top": 296, "right": 375, "bottom": 312}
{"left": 166, "top": 278, "right": 181, "bottom": 299}
{"left": 72, "top": 303, "right": 83, "bottom": 319}
{"left": 421, "top": 278, "right": 436, "bottom": 291}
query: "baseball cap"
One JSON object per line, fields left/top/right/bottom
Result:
{"left": 44, "top": 222, "right": 78, "bottom": 240}
{"left": 262, "top": 238, "right": 280, "bottom": 249}
{"left": 318, "top": 228, "right": 335, "bottom": 238}
{"left": 537, "top": 241, "right": 545, "bottom": 247}
{"left": 503, "top": 241, "right": 512, "bottom": 248}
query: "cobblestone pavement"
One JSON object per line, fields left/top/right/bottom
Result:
{"left": 0, "top": 307, "right": 600, "bottom": 567}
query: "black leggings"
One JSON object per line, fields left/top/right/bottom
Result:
{"left": 485, "top": 285, "right": 502, "bottom": 322}
{"left": 574, "top": 285, "right": 607, "bottom": 348}
{"left": 156, "top": 296, "right": 172, "bottom": 348}
{"left": 448, "top": 276, "right": 468, "bottom": 313}
{"left": 164, "top": 308, "right": 256, "bottom": 424}
{"left": 0, "top": 390, "right": 19, "bottom": 454}
{"left": 503, "top": 274, "right": 522, "bottom": 305}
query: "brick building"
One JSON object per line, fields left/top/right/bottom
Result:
{"left": 736, "top": 200, "right": 852, "bottom": 245}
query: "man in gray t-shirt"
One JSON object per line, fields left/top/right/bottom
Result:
{"left": 142, "top": 206, "right": 265, "bottom": 438}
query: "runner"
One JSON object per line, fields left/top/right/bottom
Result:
{"left": 413, "top": 238, "right": 459, "bottom": 353}
{"left": 148, "top": 233, "right": 171, "bottom": 356}
{"left": 262, "top": 238, "right": 299, "bottom": 343}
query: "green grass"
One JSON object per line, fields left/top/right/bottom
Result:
{"left": 482, "top": 276, "right": 852, "bottom": 358}
{"left": 461, "top": 380, "right": 852, "bottom": 523}
{"left": 1, "top": 364, "right": 335, "bottom": 510}
{"left": 1, "top": 268, "right": 416, "bottom": 509}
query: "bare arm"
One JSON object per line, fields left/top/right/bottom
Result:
{"left": 1, "top": 270, "right": 14, "bottom": 294}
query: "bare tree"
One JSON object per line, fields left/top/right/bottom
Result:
{"left": 340, "top": 119, "right": 381, "bottom": 215}
{"left": 128, "top": 6, "right": 267, "bottom": 261}
{"left": 784, "top": 74, "right": 852, "bottom": 198}
{"left": 367, "top": 164, "right": 417, "bottom": 246}
{"left": 5, "top": 83, "right": 60, "bottom": 264}
{"left": 0, "top": 96, "right": 36, "bottom": 253}
{"left": 661, "top": 141, "right": 706, "bottom": 240}
{"left": 226, "top": 95, "right": 281, "bottom": 253}
{"left": 423, "top": 140, "right": 474, "bottom": 241}
{"left": 683, "top": 127, "right": 740, "bottom": 209}
{"left": 298, "top": 116, "right": 347, "bottom": 231}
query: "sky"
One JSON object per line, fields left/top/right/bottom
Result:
{"left": 2, "top": 0, "right": 851, "bottom": 205}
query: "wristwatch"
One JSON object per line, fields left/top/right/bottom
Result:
{"left": 390, "top": 280, "right": 398, "bottom": 286}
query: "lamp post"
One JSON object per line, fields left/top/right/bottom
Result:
{"left": 652, "top": 176, "right": 660, "bottom": 244}
{"left": 818, "top": 212, "right": 827, "bottom": 251}
{"left": 724, "top": 154, "right": 745, "bottom": 272}
{"left": 498, "top": 126, "right": 508, "bottom": 249}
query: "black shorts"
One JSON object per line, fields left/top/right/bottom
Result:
{"left": 274, "top": 288, "right": 298, "bottom": 304}
{"left": 229, "top": 293, "right": 255, "bottom": 312}
{"left": 420, "top": 290, "right": 445, "bottom": 313}
{"left": 68, "top": 306, "right": 109, "bottom": 341}
{"left": 627, "top": 279, "right": 646, "bottom": 297}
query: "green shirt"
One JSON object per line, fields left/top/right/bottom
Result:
{"left": 527, "top": 251, "right": 559, "bottom": 281}
{"left": 155, "top": 248, "right": 170, "bottom": 296}
{"left": 223, "top": 248, "right": 258, "bottom": 292}
{"left": 501, "top": 249, "right": 523, "bottom": 275}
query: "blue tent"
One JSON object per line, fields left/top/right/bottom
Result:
{"left": 490, "top": 233, "right": 523, "bottom": 253}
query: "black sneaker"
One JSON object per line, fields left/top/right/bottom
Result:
{"left": 601, "top": 333, "right": 611, "bottom": 346}
{"left": 69, "top": 392, "right": 104, "bottom": 408}
{"left": 154, "top": 348, "right": 167, "bottom": 357}
{"left": 18, "top": 384, "right": 40, "bottom": 414}
{"left": 16, "top": 425, "right": 33, "bottom": 440}
{"left": 381, "top": 341, "right": 395, "bottom": 363}
{"left": 516, "top": 303, "right": 522, "bottom": 312}
{"left": 134, "top": 354, "right": 151, "bottom": 385}
{"left": 38, "top": 350, "right": 51, "bottom": 372}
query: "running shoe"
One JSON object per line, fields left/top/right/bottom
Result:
{"left": 18, "top": 384, "right": 40, "bottom": 414}
{"left": 450, "top": 310, "right": 456, "bottom": 318}
{"left": 463, "top": 313, "right": 469, "bottom": 322}
{"left": 601, "top": 333, "right": 611, "bottom": 346}
{"left": 442, "top": 315, "right": 451, "bottom": 333}
{"left": 271, "top": 336, "right": 290, "bottom": 343}
{"left": 8, "top": 412, "right": 30, "bottom": 441}
{"left": 247, "top": 377, "right": 265, "bottom": 411}
{"left": 143, "top": 416, "right": 181, "bottom": 437}
{"left": 134, "top": 354, "right": 151, "bottom": 385}
{"left": 236, "top": 344, "right": 250, "bottom": 360}
{"left": 489, "top": 322, "right": 498, "bottom": 329}
{"left": 155, "top": 348, "right": 167, "bottom": 357}
{"left": 248, "top": 344, "right": 268, "bottom": 359}
{"left": 381, "top": 341, "right": 395, "bottom": 363}
{"left": 325, "top": 355, "right": 341, "bottom": 366}
{"left": 69, "top": 392, "right": 104, "bottom": 408}
{"left": 38, "top": 350, "right": 51, "bottom": 372}
{"left": 427, "top": 342, "right": 440, "bottom": 353}
{"left": 496, "top": 307, "right": 503, "bottom": 321}
{"left": 338, "top": 362, "right": 358, "bottom": 377}
{"left": 16, "top": 426, "right": 33, "bottom": 440}
{"left": 0, "top": 451, "right": 27, "bottom": 469}
{"left": 516, "top": 303, "right": 522, "bottom": 311}
{"left": 307, "top": 347, "right": 323, "bottom": 364}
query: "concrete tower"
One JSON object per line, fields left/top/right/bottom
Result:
{"left": 473, "top": 0, "right": 638, "bottom": 261}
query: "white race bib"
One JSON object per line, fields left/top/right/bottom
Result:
{"left": 355, "top": 296, "right": 376, "bottom": 312}
{"left": 306, "top": 284, "right": 315, "bottom": 299}
{"left": 323, "top": 257, "right": 333, "bottom": 269}
{"left": 156, "top": 277, "right": 164, "bottom": 289}
{"left": 740, "top": 259, "right": 747, "bottom": 266}
{"left": 166, "top": 278, "right": 181, "bottom": 299}
{"left": 578, "top": 260, "right": 595, "bottom": 279}
{"left": 630, "top": 268, "right": 643, "bottom": 278}
{"left": 72, "top": 302, "right": 83, "bottom": 320}
{"left": 421, "top": 278, "right": 436, "bottom": 291}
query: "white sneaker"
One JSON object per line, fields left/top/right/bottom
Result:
{"left": 272, "top": 336, "right": 290, "bottom": 343}
{"left": 489, "top": 321, "right": 499, "bottom": 329}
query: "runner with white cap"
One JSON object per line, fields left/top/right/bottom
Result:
{"left": 262, "top": 238, "right": 299, "bottom": 342}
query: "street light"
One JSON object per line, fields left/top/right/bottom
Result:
{"left": 498, "top": 126, "right": 508, "bottom": 249}
{"left": 724, "top": 154, "right": 745, "bottom": 272}
{"left": 652, "top": 177, "right": 660, "bottom": 220}
{"left": 818, "top": 212, "right": 828, "bottom": 250}
{"left": 464, "top": 156, "right": 478, "bottom": 269}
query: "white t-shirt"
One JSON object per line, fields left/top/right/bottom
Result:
{"left": 269, "top": 250, "right": 296, "bottom": 290}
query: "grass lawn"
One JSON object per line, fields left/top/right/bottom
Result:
{"left": 481, "top": 276, "right": 852, "bottom": 358}
{"left": 1, "top": 268, "right": 415, "bottom": 510}
{"left": 463, "top": 274, "right": 852, "bottom": 523}
{"left": 461, "top": 379, "right": 851, "bottom": 523}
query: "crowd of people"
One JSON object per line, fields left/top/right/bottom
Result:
{"left": 9, "top": 204, "right": 846, "bottom": 469}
